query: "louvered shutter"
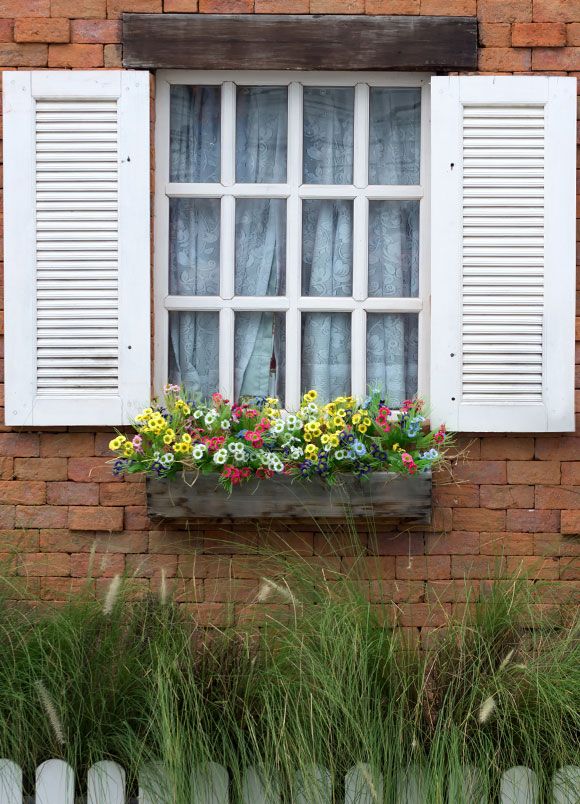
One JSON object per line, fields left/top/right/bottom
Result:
{"left": 430, "top": 76, "right": 576, "bottom": 433}
{"left": 3, "top": 71, "right": 150, "bottom": 426}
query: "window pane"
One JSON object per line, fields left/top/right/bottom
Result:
{"left": 303, "top": 87, "right": 354, "bottom": 184}
{"left": 236, "top": 86, "right": 288, "bottom": 183}
{"left": 170, "top": 85, "right": 220, "bottom": 183}
{"left": 366, "top": 313, "right": 418, "bottom": 407}
{"left": 368, "top": 201, "right": 419, "bottom": 298}
{"left": 302, "top": 313, "right": 351, "bottom": 401}
{"left": 369, "top": 88, "right": 421, "bottom": 185}
{"left": 235, "top": 312, "right": 285, "bottom": 402}
{"left": 302, "top": 200, "right": 353, "bottom": 296}
{"left": 169, "top": 198, "right": 220, "bottom": 296}
{"left": 169, "top": 311, "right": 219, "bottom": 398}
{"left": 235, "top": 199, "right": 286, "bottom": 296}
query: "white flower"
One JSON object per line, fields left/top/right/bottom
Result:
{"left": 192, "top": 445, "right": 206, "bottom": 460}
{"left": 193, "top": 409, "right": 204, "bottom": 420}
{"left": 220, "top": 419, "right": 231, "bottom": 430}
{"left": 227, "top": 442, "right": 238, "bottom": 454}
{"left": 334, "top": 449, "right": 347, "bottom": 460}
{"left": 290, "top": 447, "right": 303, "bottom": 460}
{"left": 204, "top": 411, "right": 218, "bottom": 426}
{"left": 285, "top": 414, "right": 303, "bottom": 431}
{"left": 160, "top": 453, "right": 174, "bottom": 466}
{"left": 478, "top": 695, "right": 496, "bottom": 724}
{"left": 213, "top": 448, "right": 228, "bottom": 465}
{"left": 271, "top": 420, "right": 285, "bottom": 434}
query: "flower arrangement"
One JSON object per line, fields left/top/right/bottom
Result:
{"left": 108, "top": 386, "right": 448, "bottom": 491}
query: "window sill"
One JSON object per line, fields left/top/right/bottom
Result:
{"left": 146, "top": 471, "right": 432, "bottom": 525}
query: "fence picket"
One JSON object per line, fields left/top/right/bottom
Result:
{"left": 500, "top": 766, "right": 539, "bottom": 804}
{"left": 138, "top": 761, "right": 170, "bottom": 804}
{"left": 552, "top": 765, "right": 580, "bottom": 804}
{"left": 192, "top": 762, "right": 229, "bottom": 804}
{"left": 344, "top": 764, "right": 383, "bottom": 804}
{"left": 397, "top": 766, "right": 426, "bottom": 804}
{"left": 241, "top": 766, "right": 280, "bottom": 804}
{"left": 294, "top": 765, "right": 332, "bottom": 804}
{"left": 87, "top": 761, "right": 125, "bottom": 804}
{"left": 0, "top": 759, "right": 22, "bottom": 804}
{"left": 36, "top": 760, "right": 74, "bottom": 804}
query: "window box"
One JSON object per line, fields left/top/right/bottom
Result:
{"left": 146, "top": 470, "right": 432, "bottom": 524}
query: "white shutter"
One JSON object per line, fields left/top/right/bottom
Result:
{"left": 3, "top": 71, "right": 150, "bottom": 426}
{"left": 430, "top": 76, "right": 576, "bottom": 433}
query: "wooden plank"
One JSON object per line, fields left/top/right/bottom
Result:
{"left": 147, "top": 471, "right": 432, "bottom": 524}
{"left": 192, "top": 762, "right": 229, "bottom": 804}
{"left": 241, "top": 767, "right": 280, "bottom": 804}
{"left": 344, "top": 764, "right": 383, "bottom": 804}
{"left": 123, "top": 14, "right": 477, "bottom": 71}
{"left": 138, "top": 762, "right": 170, "bottom": 804}
{"left": 0, "top": 760, "right": 22, "bottom": 804}
{"left": 500, "top": 766, "right": 539, "bottom": 804}
{"left": 294, "top": 766, "right": 332, "bottom": 804}
{"left": 552, "top": 766, "right": 580, "bottom": 804}
{"left": 87, "top": 761, "right": 125, "bottom": 804}
{"left": 36, "top": 760, "right": 74, "bottom": 804}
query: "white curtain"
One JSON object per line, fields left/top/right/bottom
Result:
{"left": 168, "top": 84, "right": 420, "bottom": 405}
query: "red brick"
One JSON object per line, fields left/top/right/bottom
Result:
{"left": 431, "top": 506, "right": 453, "bottom": 532}
{"left": 425, "top": 531, "right": 479, "bottom": 555}
{"left": 0, "top": 433, "right": 39, "bottom": 457}
{"left": 47, "top": 481, "right": 99, "bottom": 505}
{"left": 480, "top": 531, "right": 534, "bottom": 555}
{"left": 51, "top": 0, "right": 106, "bottom": 15}
{"left": 164, "top": 0, "right": 198, "bottom": 7}
{"left": 512, "top": 22, "right": 566, "bottom": 46}
{"left": 396, "top": 555, "right": 450, "bottom": 580}
{"left": 453, "top": 461, "right": 506, "bottom": 484}
{"left": 255, "top": 0, "right": 308, "bottom": 9}
{"left": 15, "top": 18, "right": 70, "bottom": 42}
{"left": 568, "top": 23, "right": 580, "bottom": 45}
{"left": 480, "top": 485, "right": 535, "bottom": 509}
{"left": 40, "top": 577, "right": 94, "bottom": 601}
{"left": 0, "top": 507, "right": 15, "bottom": 529}
{"left": 100, "top": 482, "right": 146, "bottom": 506}
{"left": 0, "top": 20, "right": 14, "bottom": 41}
{"left": 561, "top": 510, "right": 580, "bottom": 535}
{"left": 368, "top": 579, "right": 424, "bottom": 603}
{"left": 15, "top": 506, "right": 67, "bottom": 529}
{"left": 68, "top": 457, "right": 116, "bottom": 482}
{"left": 71, "top": 552, "right": 124, "bottom": 577}
{"left": 507, "top": 460, "right": 560, "bottom": 485}
{"left": 124, "top": 506, "right": 151, "bottom": 530}
{"left": 71, "top": 19, "right": 120, "bottom": 42}
{"left": 420, "top": 0, "right": 475, "bottom": 12}
{"left": 452, "top": 555, "right": 506, "bottom": 579}
{"left": 0, "top": 481, "right": 45, "bottom": 505}
{"left": 40, "top": 433, "right": 94, "bottom": 457}
{"left": 533, "top": 0, "right": 580, "bottom": 23}
{"left": 0, "top": 457, "right": 13, "bottom": 480}
{"left": 535, "top": 532, "right": 580, "bottom": 556}
{"left": 1, "top": 0, "right": 49, "bottom": 16}
{"left": 397, "top": 603, "right": 450, "bottom": 628}
{"left": 535, "top": 486, "right": 580, "bottom": 509}
{"left": 562, "top": 462, "right": 580, "bottom": 485}
{"left": 479, "top": 22, "right": 512, "bottom": 46}
{"left": 103, "top": 42, "right": 121, "bottom": 65}
{"left": 48, "top": 42, "right": 103, "bottom": 67}
{"left": 19, "top": 553, "right": 70, "bottom": 577}
{"left": 341, "top": 556, "right": 396, "bottom": 578}
{"left": 452, "top": 508, "right": 506, "bottom": 531}
{"left": 0, "top": 529, "right": 39, "bottom": 552}
{"left": 477, "top": 0, "right": 531, "bottom": 22}
{"left": 480, "top": 437, "right": 534, "bottom": 460}
{"left": 311, "top": 0, "right": 363, "bottom": 9}
{"left": 68, "top": 506, "right": 123, "bottom": 532}
{"left": 198, "top": 0, "right": 252, "bottom": 8}
{"left": 14, "top": 458, "right": 68, "bottom": 481}
{"left": 560, "top": 558, "right": 580, "bottom": 580}
{"left": 506, "top": 555, "right": 559, "bottom": 579}
{"left": 205, "top": 577, "right": 257, "bottom": 602}
{"left": 506, "top": 509, "right": 560, "bottom": 532}
{"left": 532, "top": 47, "right": 580, "bottom": 70}
{"left": 365, "top": 0, "right": 419, "bottom": 9}
{"left": 433, "top": 483, "right": 479, "bottom": 507}
{"left": 426, "top": 580, "right": 480, "bottom": 603}
{"left": 0, "top": 41, "right": 47, "bottom": 64}
{"left": 126, "top": 553, "right": 178, "bottom": 578}
{"left": 368, "top": 531, "right": 424, "bottom": 556}
{"left": 479, "top": 47, "right": 532, "bottom": 71}
{"left": 535, "top": 436, "right": 580, "bottom": 460}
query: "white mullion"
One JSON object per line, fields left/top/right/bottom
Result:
{"left": 363, "top": 298, "right": 423, "bottom": 313}
{"left": 299, "top": 297, "right": 358, "bottom": 312}
{"left": 353, "top": 83, "right": 369, "bottom": 189}
{"left": 221, "top": 195, "right": 235, "bottom": 300}
{"left": 351, "top": 307, "right": 365, "bottom": 399}
{"left": 299, "top": 185, "right": 358, "bottom": 199}
{"left": 286, "top": 81, "right": 302, "bottom": 409}
{"left": 366, "top": 186, "right": 423, "bottom": 200}
{"left": 417, "top": 80, "right": 431, "bottom": 399}
{"left": 154, "top": 76, "right": 171, "bottom": 397}
{"left": 219, "top": 307, "right": 235, "bottom": 400}
{"left": 353, "top": 194, "right": 368, "bottom": 302}
{"left": 221, "top": 82, "right": 236, "bottom": 187}
{"left": 166, "top": 182, "right": 290, "bottom": 198}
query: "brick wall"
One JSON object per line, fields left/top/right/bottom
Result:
{"left": 0, "top": 0, "right": 578, "bottom": 639}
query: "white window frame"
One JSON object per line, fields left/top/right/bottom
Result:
{"left": 154, "top": 70, "right": 430, "bottom": 409}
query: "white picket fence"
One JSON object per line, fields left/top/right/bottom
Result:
{"left": 0, "top": 758, "right": 578, "bottom": 803}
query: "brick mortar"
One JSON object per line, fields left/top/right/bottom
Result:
{"left": 0, "top": 0, "right": 578, "bottom": 630}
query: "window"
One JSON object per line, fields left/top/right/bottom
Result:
{"left": 154, "top": 71, "right": 430, "bottom": 409}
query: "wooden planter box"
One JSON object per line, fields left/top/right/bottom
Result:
{"left": 147, "top": 471, "right": 432, "bottom": 524}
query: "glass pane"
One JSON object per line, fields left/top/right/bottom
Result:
{"left": 235, "top": 199, "right": 286, "bottom": 296}
{"left": 169, "top": 198, "right": 220, "bottom": 296}
{"left": 302, "top": 200, "right": 353, "bottom": 296}
{"left": 235, "top": 312, "right": 286, "bottom": 402}
{"left": 368, "top": 201, "right": 419, "bottom": 298}
{"left": 169, "top": 311, "right": 219, "bottom": 398}
{"left": 170, "top": 85, "right": 220, "bottom": 183}
{"left": 301, "top": 313, "right": 351, "bottom": 401}
{"left": 236, "top": 86, "right": 288, "bottom": 183}
{"left": 366, "top": 313, "right": 418, "bottom": 407}
{"left": 369, "top": 88, "right": 421, "bottom": 185}
{"left": 303, "top": 87, "right": 354, "bottom": 184}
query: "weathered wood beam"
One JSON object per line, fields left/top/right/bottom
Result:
{"left": 123, "top": 14, "right": 477, "bottom": 72}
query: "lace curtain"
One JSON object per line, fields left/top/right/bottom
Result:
{"left": 168, "top": 84, "right": 420, "bottom": 405}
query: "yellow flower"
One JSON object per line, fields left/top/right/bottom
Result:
{"left": 329, "top": 435, "right": 339, "bottom": 447}
{"left": 363, "top": 417, "right": 371, "bottom": 427}
{"left": 304, "top": 432, "right": 312, "bottom": 443}
{"left": 305, "top": 444, "right": 318, "bottom": 458}
{"left": 335, "top": 396, "right": 346, "bottom": 404}
{"left": 266, "top": 397, "right": 279, "bottom": 406}
{"left": 303, "top": 390, "right": 318, "bottom": 402}
{"left": 181, "top": 433, "right": 192, "bottom": 444}
{"left": 179, "top": 441, "right": 192, "bottom": 453}
{"left": 173, "top": 443, "right": 183, "bottom": 454}
{"left": 123, "top": 443, "right": 134, "bottom": 457}
{"left": 333, "top": 416, "right": 344, "bottom": 428}
{"left": 358, "top": 425, "right": 368, "bottom": 434}
{"left": 392, "top": 443, "right": 400, "bottom": 452}
{"left": 163, "top": 433, "right": 174, "bottom": 445}
{"left": 109, "top": 437, "right": 122, "bottom": 451}
{"left": 143, "top": 408, "right": 153, "bottom": 416}
{"left": 135, "top": 414, "right": 147, "bottom": 423}
{"left": 352, "top": 413, "right": 361, "bottom": 424}
{"left": 320, "top": 434, "right": 330, "bottom": 445}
